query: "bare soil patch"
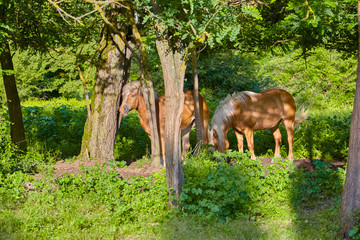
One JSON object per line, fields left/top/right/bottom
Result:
{"left": 51, "top": 158, "right": 164, "bottom": 179}
{"left": 47, "top": 158, "right": 345, "bottom": 181}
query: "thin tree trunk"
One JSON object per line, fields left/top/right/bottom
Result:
{"left": 156, "top": 35, "right": 185, "bottom": 203}
{"left": 80, "top": 7, "right": 132, "bottom": 161}
{"left": 339, "top": 1, "right": 360, "bottom": 238}
{"left": 191, "top": 48, "right": 203, "bottom": 149}
{"left": 126, "top": 6, "right": 161, "bottom": 166}
{"left": 0, "top": 43, "right": 27, "bottom": 151}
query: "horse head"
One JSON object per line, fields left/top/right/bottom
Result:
{"left": 208, "top": 128, "right": 217, "bottom": 152}
{"left": 120, "top": 81, "right": 141, "bottom": 116}
{"left": 209, "top": 126, "right": 229, "bottom": 153}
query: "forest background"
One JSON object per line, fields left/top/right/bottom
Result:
{"left": 0, "top": 0, "right": 359, "bottom": 239}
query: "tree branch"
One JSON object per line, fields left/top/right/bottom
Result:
{"left": 271, "top": 37, "right": 300, "bottom": 47}
{"left": 93, "top": 3, "right": 142, "bottom": 61}
{"left": 302, "top": 0, "right": 316, "bottom": 21}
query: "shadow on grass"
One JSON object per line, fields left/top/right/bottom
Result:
{"left": 289, "top": 159, "right": 345, "bottom": 239}
{"left": 153, "top": 154, "right": 345, "bottom": 240}
{"left": 153, "top": 216, "right": 265, "bottom": 240}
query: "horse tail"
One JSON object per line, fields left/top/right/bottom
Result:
{"left": 294, "top": 107, "right": 309, "bottom": 126}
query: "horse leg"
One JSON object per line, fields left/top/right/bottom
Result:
{"left": 284, "top": 119, "right": 295, "bottom": 161}
{"left": 270, "top": 127, "right": 282, "bottom": 158}
{"left": 182, "top": 131, "right": 191, "bottom": 158}
{"left": 159, "top": 133, "right": 166, "bottom": 167}
{"left": 234, "top": 129, "right": 244, "bottom": 152}
{"left": 200, "top": 99, "right": 209, "bottom": 144}
{"left": 244, "top": 128, "right": 256, "bottom": 160}
{"left": 181, "top": 120, "right": 194, "bottom": 157}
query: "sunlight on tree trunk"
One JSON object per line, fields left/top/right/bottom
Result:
{"left": 126, "top": 6, "right": 161, "bottom": 166}
{"left": 191, "top": 48, "right": 203, "bottom": 151}
{"left": 153, "top": 1, "right": 185, "bottom": 205}
{"left": 80, "top": 5, "right": 132, "bottom": 161}
{"left": 156, "top": 36, "right": 185, "bottom": 204}
{"left": 0, "top": 43, "right": 27, "bottom": 151}
{"left": 339, "top": 1, "right": 360, "bottom": 238}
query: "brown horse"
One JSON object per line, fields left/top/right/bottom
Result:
{"left": 210, "top": 89, "right": 307, "bottom": 160}
{"left": 119, "top": 81, "right": 209, "bottom": 160}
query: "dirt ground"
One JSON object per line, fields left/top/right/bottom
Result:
{"left": 48, "top": 157, "right": 345, "bottom": 180}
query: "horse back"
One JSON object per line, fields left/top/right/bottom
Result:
{"left": 235, "top": 89, "right": 296, "bottom": 130}
{"left": 182, "top": 91, "right": 209, "bottom": 135}
{"left": 262, "top": 89, "right": 296, "bottom": 119}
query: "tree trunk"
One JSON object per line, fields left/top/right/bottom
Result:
{"left": 339, "top": 1, "right": 360, "bottom": 237}
{"left": 0, "top": 43, "right": 27, "bottom": 151}
{"left": 156, "top": 35, "right": 186, "bottom": 203}
{"left": 126, "top": 7, "right": 161, "bottom": 166}
{"left": 191, "top": 48, "right": 203, "bottom": 149}
{"left": 80, "top": 9, "right": 132, "bottom": 161}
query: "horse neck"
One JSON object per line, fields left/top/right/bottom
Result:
{"left": 212, "top": 107, "right": 234, "bottom": 152}
{"left": 136, "top": 94, "right": 149, "bottom": 121}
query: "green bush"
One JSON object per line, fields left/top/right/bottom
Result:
{"left": 53, "top": 163, "right": 170, "bottom": 224}
{"left": 0, "top": 92, "right": 17, "bottom": 174}
{"left": 0, "top": 94, "right": 57, "bottom": 175}
{"left": 0, "top": 171, "right": 29, "bottom": 209}
{"left": 258, "top": 47, "right": 356, "bottom": 109}
{"left": 115, "top": 112, "right": 150, "bottom": 162}
{"left": 12, "top": 49, "right": 95, "bottom": 100}
{"left": 291, "top": 160, "right": 345, "bottom": 208}
{"left": 22, "top": 102, "right": 87, "bottom": 158}
{"left": 293, "top": 109, "right": 351, "bottom": 160}
{"left": 180, "top": 150, "right": 276, "bottom": 220}
{"left": 0, "top": 162, "right": 170, "bottom": 239}
{"left": 21, "top": 100, "right": 151, "bottom": 161}
{"left": 180, "top": 150, "right": 345, "bottom": 221}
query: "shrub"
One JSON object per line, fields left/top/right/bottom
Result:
{"left": 22, "top": 99, "right": 150, "bottom": 161}
{"left": 22, "top": 101, "right": 87, "bottom": 158}
{"left": 0, "top": 91, "right": 19, "bottom": 174}
{"left": 293, "top": 109, "right": 351, "bottom": 160}
{"left": 115, "top": 112, "right": 150, "bottom": 162}
{"left": 180, "top": 150, "right": 265, "bottom": 221}
{"left": 180, "top": 150, "right": 345, "bottom": 221}
{"left": 291, "top": 159, "right": 346, "bottom": 208}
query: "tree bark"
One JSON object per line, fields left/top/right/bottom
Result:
{"left": 126, "top": 6, "right": 161, "bottom": 166}
{"left": 0, "top": 43, "right": 27, "bottom": 151}
{"left": 80, "top": 7, "right": 132, "bottom": 161}
{"left": 156, "top": 37, "right": 186, "bottom": 203}
{"left": 191, "top": 48, "right": 203, "bottom": 149}
{"left": 339, "top": 1, "right": 360, "bottom": 238}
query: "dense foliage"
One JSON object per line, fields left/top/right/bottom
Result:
{"left": 22, "top": 99, "right": 87, "bottom": 158}
{"left": 180, "top": 150, "right": 345, "bottom": 221}
{"left": 0, "top": 147, "right": 345, "bottom": 239}
{"left": 0, "top": 165, "right": 169, "bottom": 239}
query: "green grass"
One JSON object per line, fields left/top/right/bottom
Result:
{"left": 0, "top": 196, "right": 341, "bottom": 240}
{"left": 22, "top": 98, "right": 86, "bottom": 109}
{"left": 0, "top": 151, "right": 345, "bottom": 240}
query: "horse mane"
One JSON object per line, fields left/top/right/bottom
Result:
{"left": 211, "top": 91, "right": 254, "bottom": 147}
{"left": 211, "top": 91, "right": 254, "bottom": 127}
{"left": 123, "top": 80, "right": 159, "bottom": 99}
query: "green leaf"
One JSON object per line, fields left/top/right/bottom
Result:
{"left": 348, "top": 227, "right": 358, "bottom": 237}
{"left": 241, "top": 5, "right": 262, "bottom": 20}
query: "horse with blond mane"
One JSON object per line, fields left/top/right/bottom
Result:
{"left": 119, "top": 81, "right": 209, "bottom": 161}
{"left": 210, "top": 89, "right": 307, "bottom": 160}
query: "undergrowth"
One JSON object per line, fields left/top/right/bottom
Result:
{"left": 0, "top": 148, "right": 347, "bottom": 239}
